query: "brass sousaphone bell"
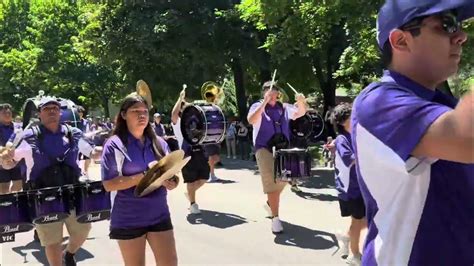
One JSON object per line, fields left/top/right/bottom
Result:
{"left": 134, "top": 80, "right": 153, "bottom": 109}
{"left": 201, "top": 81, "right": 225, "bottom": 104}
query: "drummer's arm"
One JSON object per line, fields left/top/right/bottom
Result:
{"left": 247, "top": 102, "right": 266, "bottom": 125}
{"left": 292, "top": 96, "right": 307, "bottom": 120}
{"left": 102, "top": 173, "right": 145, "bottom": 192}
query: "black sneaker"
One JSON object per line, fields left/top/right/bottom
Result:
{"left": 63, "top": 251, "right": 77, "bottom": 266}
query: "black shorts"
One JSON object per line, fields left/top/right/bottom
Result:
{"left": 109, "top": 219, "right": 173, "bottom": 240}
{"left": 0, "top": 167, "right": 23, "bottom": 183}
{"left": 78, "top": 152, "right": 90, "bottom": 160}
{"left": 339, "top": 197, "right": 366, "bottom": 219}
{"left": 203, "top": 144, "right": 220, "bottom": 157}
{"left": 182, "top": 152, "right": 210, "bottom": 183}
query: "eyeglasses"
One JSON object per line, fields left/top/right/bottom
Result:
{"left": 400, "top": 11, "right": 462, "bottom": 35}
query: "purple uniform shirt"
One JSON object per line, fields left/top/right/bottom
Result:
{"left": 0, "top": 123, "right": 25, "bottom": 175}
{"left": 101, "top": 133, "right": 171, "bottom": 229}
{"left": 21, "top": 125, "right": 82, "bottom": 182}
{"left": 352, "top": 70, "right": 474, "bottom": 265}
{"left": 154, "top": 122, "right": 165, "bottom": 137}
{"left": 248, "top": 101, "right": 297, "bottom": 151}
{"left": 334, "top": 133, "right": 360, "bottom": 201}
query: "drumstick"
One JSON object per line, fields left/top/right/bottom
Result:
{"left": 286, "top": 83, "right": 299, "bottom": 95}
{"left": 221, "top": 78, "right": 227, "bottom": 89}
{"left": 270, "top": 69, "right": 277, "bottom": 91}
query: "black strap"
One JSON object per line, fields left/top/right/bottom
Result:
{"left": 33, "top": 124, "right": 75, "bottom": 163}
{"left": 268, "top": 102, "right": 285, "bottom": 134}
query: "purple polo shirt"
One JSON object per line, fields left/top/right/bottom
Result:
{"left": 334, "top": 132, "right": 360, "bottom": 201}
{"left": 21, "top": 125, "right": 82, "bottom": 182}
{"left": 248, "top": 101, "right": 297, "bottom": 151}
{"left": 101, "top": 133, "right": 171, "bottom": 229}
{"left": 352, "top": 70, "right": 474, "bottom": 265}
{"left": 154, "top": 122, "right": 165, "bottom": 137}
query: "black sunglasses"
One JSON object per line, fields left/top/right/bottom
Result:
{"left": 400, "top": 11, "right": 462, "bottom": 34}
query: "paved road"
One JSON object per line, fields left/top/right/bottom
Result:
{"left": 1, "top": 158, "right": 354, "bottom": 266}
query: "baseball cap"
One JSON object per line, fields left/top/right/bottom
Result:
{"left": 262, "top": 81, "right": 281, "bottom": 91}
{"left": 38, "top": 96, "right": 60, "bottom": 110}
{"left": 377, "top": 0, "right": 474, "bottom": 49}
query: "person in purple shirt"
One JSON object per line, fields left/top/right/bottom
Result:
{"left": 0, "top": 103, "right": 24, "bottom": 194}
{"left": 247, "top": 81, "right": 306, "bottom": 234}
{"left": 152, "top": 112, "right": 166, "bottom": 137}
{"left": 352, "top": 1, "right": 474, "bottom": 265}
{"left": 101, "top": 94, "right": 178, "bottom": 266}
{"left": 4, "top": 97, "right": 91, "bottom": 266}
{"left": 330, "top": 103, "right": 366, "bottom": 265}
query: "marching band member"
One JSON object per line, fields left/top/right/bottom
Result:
{"left": 0, "top": 103, "right": 25, "bottom": 194}
{"left": 171, "top": 89, "right": 209, "bottom": 214}
{"left": 352, "top": 1, "right": 474, "bottom": 264}
{"left": 2, "top": 97, "right": 91, "bottom": 266}
{"left": 101, "top": 94, "right": 178, "bottom": 266}
{"left": 247, "top": 81, "right": 306, "bottom": 233}
{"left": 330, "top": 103, "right": 366, "bottom": 265}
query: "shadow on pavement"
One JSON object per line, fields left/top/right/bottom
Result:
{"left": 11, "top": 236, "right": 94, "bottom": 265}
{"left": 293, "top": 190, "right": 338, "bottom": 202}
{"left": 217, "top": 158, "right": 258, "bottom": 171}
{"left": 207, "top": 178, "right": 237, "bottom": 184}
{"left": 299, "top": 169, "right": 336, "bottom": 189}
{"left": 187, "top": 209, "right": 248, "bottom": 229}
{"left": 274, "top": 221, "right": 337, "bottom": 250}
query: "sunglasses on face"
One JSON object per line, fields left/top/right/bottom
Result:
{"left": 400, "top": 11, "right": 462, "bottom": 35}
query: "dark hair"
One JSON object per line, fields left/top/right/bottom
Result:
{"left": 380, "top": 17, "right": 424, "bottom": 67}
{"left": 329, "top": 102, "right": 352, "bottom": 134}
{"left": 0, "top": 103, "right": 13, "bottom": 112}
{"left": 112, "top": 94, "right": 165, "bottom": 158}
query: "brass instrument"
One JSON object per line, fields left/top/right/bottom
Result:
{"left": 201, "top": 81, "right": 225, "bottom": 104}
{"left": 135, "top": 80, "right": 153, "bottom": 109}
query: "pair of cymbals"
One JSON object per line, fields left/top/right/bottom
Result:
{"left": 135, "top": 150, "right": 191, "bottom": 197}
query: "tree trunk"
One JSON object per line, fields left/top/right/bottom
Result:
{"left": 231, "top": 57, "right": 247, "bottom": 120}
{"left": 313, "top": 56, "right": 336, "bottom": 137}
{"left": 102, "top": 96, "right": 110, "bottom": 118}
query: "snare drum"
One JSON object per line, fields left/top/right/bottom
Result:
{"left": 28, "top": 186, "right": 70, "bottom": 225}
{"left": 73, "top": 181, "right": 111, "bottom": 223}
{"left": 0, "top": 192, "right": 34, "bottom": 234}
{"left": 290, "top": 111, "right": 325, "bottom": 142}
{"left": 181, "top": 104, "right": 226, "bottom": 145}
{"left": 274, "top": 148, "right": 312, "bottom": 182}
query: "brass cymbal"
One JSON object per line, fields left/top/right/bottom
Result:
{"left": 135, "top": 150, "right": 191, "bottom": 197}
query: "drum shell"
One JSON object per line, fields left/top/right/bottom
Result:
{"left": 0, "top": 192, "right": 34, "bottom": 234}
{"left": 180, "top": 104, "right": 226, "bottom": 145}
{"left": 28, "top": 187, "right": 71, "bottom": 225}
{"left": 275, "top": 149, "right": 312, "bottom": 181}
{"left": 290, "top": 110, "right": 325, "bottom": 144}
{"left": 74, "top": 181, "right": 111, "bottom": 224}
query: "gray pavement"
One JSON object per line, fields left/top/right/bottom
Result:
{"left": 1, "top": 158, "right": 353, "bottom": 266}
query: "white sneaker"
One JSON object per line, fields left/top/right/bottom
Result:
{"left": 189, "top": 203, "right": 201, "bottom": 214}
{"left": 346, "top": 254, "right": 362, "bottom": 266}
{"left": 271, "top": 217, "right": 284, "bottom": 234}
{"left": 227, "top": 155, "right": 230, "bottom": 159}
{"left": 233, "top": 156, "right": 237, "bottom": 159}
{"left": 338, "top": 234, "right": 350, "bottom": 258}
{"left": 207, "top": 175, "right": 219, "bottom": 183}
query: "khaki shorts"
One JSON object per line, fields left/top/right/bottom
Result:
{"left": 36, "top": 210, "right": 91, "bottom": 246}
{"left": 256, "top": 149, "right": 287, "bottom": 194}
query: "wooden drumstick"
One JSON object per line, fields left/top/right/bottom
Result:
{"left": 286, "top": 83, "right": 299, "bottom": 95}
{"left": 270, "top": 69, "right": 277, "bottom": 90}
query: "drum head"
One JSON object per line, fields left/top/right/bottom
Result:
{"left": 290, "top": 114, "right": 313, "bottom": 139}
{"left": 181, "top": 105, "right": 205, "bottom": 145}
{"left": 307, "top": 111, "right": 325, "bottom": 142}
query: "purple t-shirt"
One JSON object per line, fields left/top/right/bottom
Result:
{"left": 352, "top": 70, "right": 474, "bottom": 265}
{"left": 101, "top": 133, "right": 171, "bottom": 229}
{"left": 334, "top": 133, "right": 360, "bottom": 201}
{"left": 248, "top": 101, "right": 297, "bottom": 151}
{"left": 21, "top": 125, "right": 82, "bottom": 182}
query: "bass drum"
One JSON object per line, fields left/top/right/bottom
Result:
{"left": 180, "top": 103, "right": 226, "bottom": 146}
{"left": 290, "top": 110, "right": 325, "bottom": 144}
{"left": 22, "top": 97, "right": 80, "bottom": 129}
